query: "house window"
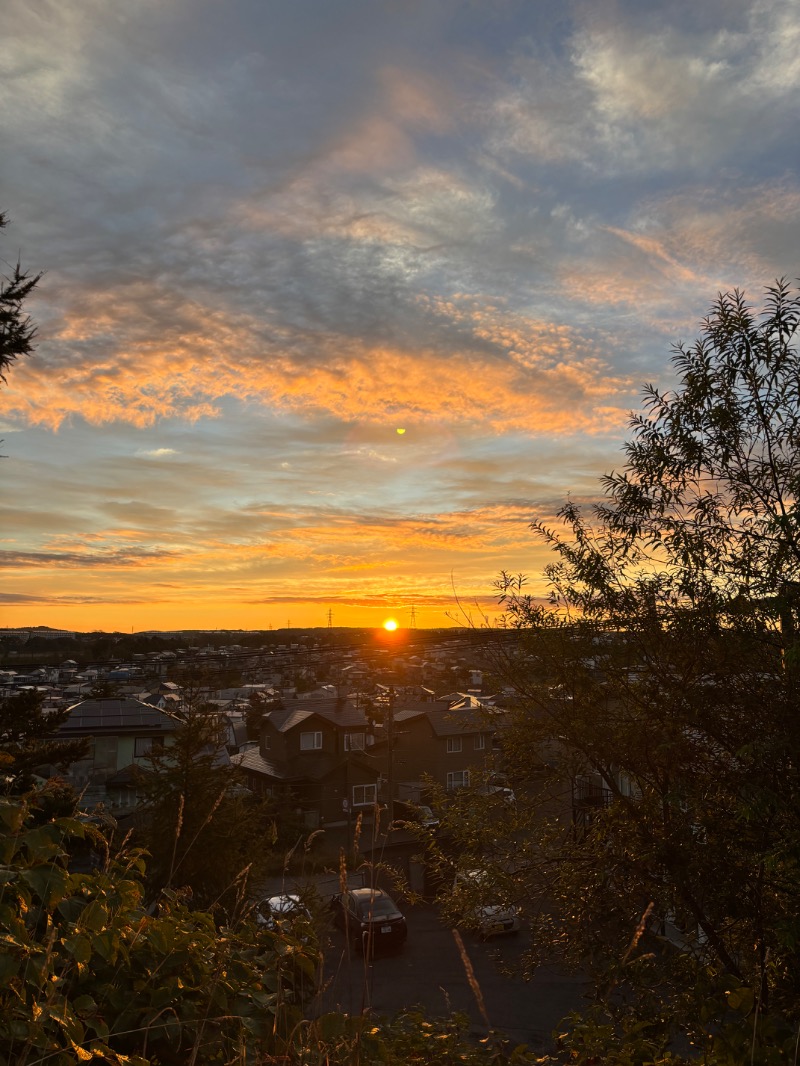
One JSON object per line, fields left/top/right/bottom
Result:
{"left": 446, "top": 737, "right": 462, "bottom": 754}
{"left": 352, "top": 783, "right": 377, "bottom": 807}
{"left": 92, "top": 737, "right": 118, "bottom": 773}
{"left": 134, "top": 736, "right": 164, "bottom": 758}
{"left": 344, "top": 732, "right": 365, "bottom": 751}
{"left": 474, "top": 735, "right": 485, "bottom": 751}
{"left": 447, "top": 770, "right": 470, "bottom": 790}
{"left": 300, "top": 731, "right": 322, "bottom": 751}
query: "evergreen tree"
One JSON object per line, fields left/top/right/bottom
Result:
{"left": 134, "top": 703, "right": 274, "bottom": 914}
{"left": 0, "top": 690, "right": 88, "bottom": 793}
{"left": 0, "top": 211, "right": 41, "bottom": 382}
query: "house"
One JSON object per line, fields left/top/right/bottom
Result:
{"left": 233, "top": 690, "right": 506, "bottom": 831}
{"left": 55, "top": 697, "right": 179, "bottom": 814}
{"left": 232, "top": 697, "right": 382, "bottom": 828}
{"left": 386, "top": 701, "right": 496, "bottom": 795}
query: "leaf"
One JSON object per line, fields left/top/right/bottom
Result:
{"left": 79, "top": 900, "right": 107, "bottom": 933}
{"left": 21, "top": 864, "right": 69, "bottom": 908}
{"left": 21, "top": 825, "right": 64, "bottom": 862}
{"left": 0, "top": 952, "right": 20, "bottom": 981}
{"left": 73, "top": 995, "right": 98, "bottom": 1014}
{"left": 0, "top": 802, "right": 25, "bottom": 832}
{"left": 57, "top": 896, "right": 86, "bottom": 923}
{"left": 727, "top": 986, "right": 755, "bottom": 1015}
{"left": 317, "top": 1012, "right": 347, "bottom": 1040}
{"left": 92, "top": 929, "right": 119, "bottom": 964}
{"left": 64, "top": 934, "right": 93, "bottom": 965}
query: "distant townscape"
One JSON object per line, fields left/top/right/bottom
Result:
{"left": 0, "top": 626, "right": 518, "bottom": 840}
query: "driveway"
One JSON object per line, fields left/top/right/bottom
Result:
{"left": 315, "top": 900, "right": 586, "bottom": 1052}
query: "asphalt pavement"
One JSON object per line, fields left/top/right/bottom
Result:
{"left": 315, "top": 900, "right": 586, "bottom": 1053}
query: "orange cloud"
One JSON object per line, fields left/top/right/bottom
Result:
{"left": 6, "top": 283, "right": 632, "bottom": 436}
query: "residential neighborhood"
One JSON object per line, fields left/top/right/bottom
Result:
{"left": 0, "top": 628, "right": 520, "bottom": 834}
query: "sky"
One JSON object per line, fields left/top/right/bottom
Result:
{"left": 2, "top": 0, "right": 799, "bottom": 633}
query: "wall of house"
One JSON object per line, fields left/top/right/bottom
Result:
{"left": 391, "top": 716, "right": 492, "bottom": 792}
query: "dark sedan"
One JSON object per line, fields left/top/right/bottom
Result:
{"left": 330, "top": 887, "right": 408, "bottom": 955}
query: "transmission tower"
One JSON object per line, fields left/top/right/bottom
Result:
{"left": 327, "top": 608, "right": 333, "bottom": 629}
{"left": 410, "top": 605, "right": 417, "bottom": 629}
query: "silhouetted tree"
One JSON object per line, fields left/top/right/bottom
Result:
{"left": 0, "top": 211, "right": 41, "bottom": 382}
{"left": 451, "top": 281, "right": 800, "bottom": 1059}
{"left": 134, "top": 700, "right": 276, "bottom": 914}
{"left": 0, "top": 689, "right": 89, "bottom": 793}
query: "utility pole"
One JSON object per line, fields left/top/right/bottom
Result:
{"left": 386, "top": 685, "right": 395, "bottom": 824}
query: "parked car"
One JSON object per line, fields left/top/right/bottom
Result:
{"left": 476, "top": 783, "right": 516, "bottom": 805}
{"left": 330, "top": 887, "right": 408, "bottom": 955}
{"left": 394, "top": 800, "right": 440, "bottom": 830}
{"left": 255, "top": 893, "right": 311, "bottom": 931}
{"left": 452, "top": 869, "right": 521, "bottom": 938}
{"left": 253, "top": 893, "right": 321, "bottom": 1005}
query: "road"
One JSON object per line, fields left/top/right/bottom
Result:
{"left": 314, "top": 901, "right": 586, "bottom": 1052}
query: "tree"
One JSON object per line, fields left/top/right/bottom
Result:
{"left": 454, "top": 282, "right": 800, "bottom": 1059}
{"left": 0, "top": 211, "right": 41, "bottom": 382}
{"left": 0, "top": 689, "right": 88, "bottom": 794}
{"left": 134, "top": 701, "right": 277, "bottom": 915}
{"left": 598, "top": 279, "right": 800, "bottom": 604}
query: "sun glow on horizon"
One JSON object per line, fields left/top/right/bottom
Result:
{"left": 383, "top": 618, "right": 398, "bottom": 631}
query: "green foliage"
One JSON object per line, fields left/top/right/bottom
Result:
{"left": 0, "top": 794, "right": 323, "bottom": 1065}
{"left": 0, "top": 689, "right": 89, "bottom": 793}
{"left": 291, "top": 1009, "right": 542, "bottom": 1066}
{"left": 0, "top": 792, "right": 565, "bottom": 1066}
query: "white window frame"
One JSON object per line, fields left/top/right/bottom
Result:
{"left": 344, "top": 732, "right": 365, "bottom": 752}
{"left": 352, "top": 783, "right": 377, "bottom": 807}
{"left": 300, "top": 731, "right": 322, "bottom": 751}
{"left": 473, "top": 735, "right": 485, "bottom": 751}
{"left": 447, "top": 770, "right": 470, "bottom": 791}
{"left": 446, "top": 737, "right": 462, "bottom": 754}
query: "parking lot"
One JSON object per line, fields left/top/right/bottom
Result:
{"left": 315, "top": 899, "right": 586, "bottom": 1052}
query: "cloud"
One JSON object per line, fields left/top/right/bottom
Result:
{"left": 4, "top": 277, "right": 634, "bottom": 435}
{"left": 491, "top": 0, "right": 800, "bottom": 174}
{"left": 0, "top": 547, "right": 180, "bottom": 570}
{"left": 2, "top": 0, "right": 798, "bottom": 631}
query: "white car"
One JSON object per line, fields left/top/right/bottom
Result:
{"left": 476, "top": 784, "right": 517, "bottom": 805}
{"left": 255, "top": 893, "right": 311, "bottom": 931}
{"left": 453, "top": 869, "right": 521, "bottom": 938}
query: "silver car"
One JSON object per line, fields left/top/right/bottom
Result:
{"left": 453, "top": 869, "right": 521, "bottom": 938}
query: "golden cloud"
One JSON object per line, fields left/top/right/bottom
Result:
{"left": 6, "top": 284, "right": 631, "bottom": 436}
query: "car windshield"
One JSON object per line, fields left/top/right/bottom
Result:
{"left": 356, "top": 895, "right": 399, "bottom": 919}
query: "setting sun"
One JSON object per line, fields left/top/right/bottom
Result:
{"left": 383, "top": 619, "right": 398, "bottom": 631}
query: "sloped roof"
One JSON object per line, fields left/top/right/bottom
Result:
{"left": 59, "top": 698, "right": 178, "bottom": 736}
{"left": 393, "top": 708, "right": 428, "bottom": 724}
{"left": 427, "top": 707, "right": 490, "bottom": 737}
{"left": 392, "top": 699, "right": 450, "bottom": 717}
{"left": 266, "top": 707, "right": 315, "bottom": 733}
{"left": 232, "top": 748, "right": 289, "bottom": 780}
{"left": 266, "top": 698, "right": 369, "bottom": 732}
